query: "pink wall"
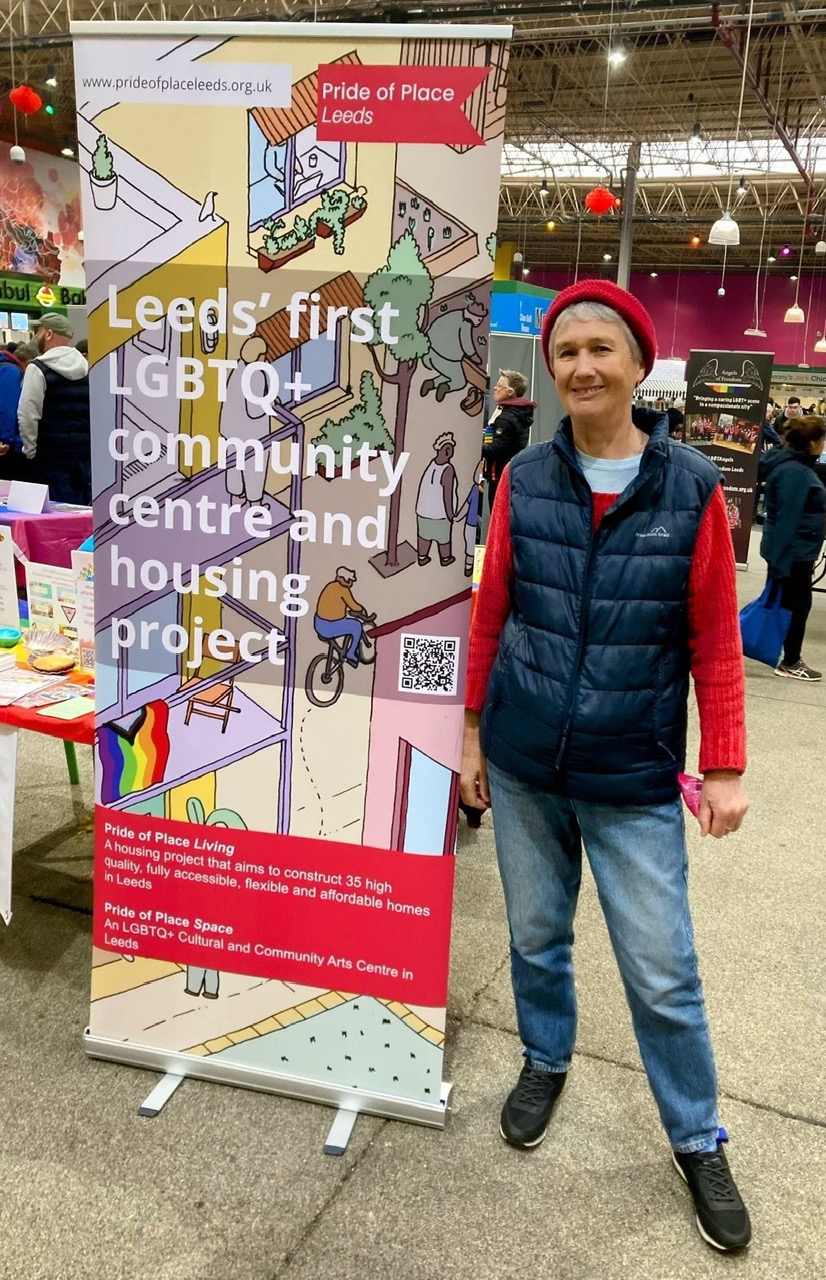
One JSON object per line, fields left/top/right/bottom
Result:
{"left": 362, "top": 596, "right": 467, "bottom": 853}
{"left": 532, "top": 268, "right": 826, "bottom": 368}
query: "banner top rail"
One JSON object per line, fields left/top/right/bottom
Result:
{"left": 70, "top": 20, "right": 513, "bottom": 39}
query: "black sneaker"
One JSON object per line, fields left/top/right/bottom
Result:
{"left": 499, "top": 1061, "right": 566, "bottom": 1148}
{"left": 775, "top": 661, "right": 822, "bottom": 681}
{"left": 673, "top": 1140, "right": 752, "bottom": 1251}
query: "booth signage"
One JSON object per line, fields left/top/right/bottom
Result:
{"left": 74, "top": 18, "right": 510, "bottom": 1125}
{"left": 683, "top": 349, "right": 774, "bottom": 565}
{"left": 0, "top": 273, "right": 86, "bottom": 309}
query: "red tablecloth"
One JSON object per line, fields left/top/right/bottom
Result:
{"left": 0, "top": 670, "right": 94, "bottom": 745}
{"left": 0, "top": 508, "right": 92, "bottom": 586}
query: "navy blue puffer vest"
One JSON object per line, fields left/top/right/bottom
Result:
{"left": 480, "top": 412, "right": 721, "bottom": 805}
{"left": 32, "top": 358, "right": 90, "bottom": 465}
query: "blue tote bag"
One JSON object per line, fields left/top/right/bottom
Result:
{"left": 739, "top": 579, "right": 792, "bottom": 667}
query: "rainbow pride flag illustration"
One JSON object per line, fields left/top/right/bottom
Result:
{"left": 98, "top": 701, "right": 171, "bottom": 804}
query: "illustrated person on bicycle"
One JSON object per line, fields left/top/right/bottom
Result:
{"left": 313, "top": 567, "right": 371, "bottom": 668}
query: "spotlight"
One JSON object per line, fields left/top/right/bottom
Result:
{"left": 522, "top": 266, "right": 530, "bottom": 276}
{"left": 45, "top": 65, "right": 58, "bottom": 88}
{"left": 650, "top": 272, "right": 658, "bottom": 278}
{"left": 60, "top": 145, "right": 75, "bottom": 157}
{"left": 10, "top": 145, "right": 26, "bottom": 165}
{"left": 689, "top": 121, "right": 702, "bottom": 146}
{"left": 718, "top": 287, "right": 726, "bottom": 297}
{"left": 790, "top": 274, "right": 798, "bottom": 281}
{"left": 780, "top": 245, "right": 792, "bottom": 257}
{"left": 608, "top": 45, "right": 627, "bottom": 66}
{"left": 603, "top": 253, "right": 612, "bottom": 261}
{"left": 539, "top": 179, "right": 549, "bottom": 200}
{"left": 546, "top": 220, "right": 556, "bottom": 231}
{"left": 690, "top": 235, "right": 701, "bottom": 248}
{"left": 767, "top": 255, "right": 776, "bottom": 263}
{"left": 736, "top": 176, "right": 747, "bottom": 195}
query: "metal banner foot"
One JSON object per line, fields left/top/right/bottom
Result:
{"left": 323, "top": 1107, "right": 359, "bottom": 1156}
{"left": 138, "top": 1072, "right": 186, "bottom": 1117}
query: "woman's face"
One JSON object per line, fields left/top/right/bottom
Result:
{"left": 550, "top": 316, "right": 644, "bottom": 427}
{"left": 493, "top": 375, "right": 515, "bottom": 405}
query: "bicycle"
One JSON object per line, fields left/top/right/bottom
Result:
{"left": 304, "top": 612, "right": 377, "bottom": 708}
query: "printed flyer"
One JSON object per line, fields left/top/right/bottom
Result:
{"left": 683, "top": 349, "right": 774, "bottom": 565}
{"left": 73, "top": 19, "right": 509, "bottom": 1123}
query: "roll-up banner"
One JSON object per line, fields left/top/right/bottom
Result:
{"left": 683, "top": 349, "right": 774, "bottom": 566}
{"left": 73, "top": 20, "right": 510, "bottom": 1126}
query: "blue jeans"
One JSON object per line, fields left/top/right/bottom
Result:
{"left": 488, "top": 760, "right": 719, "bottom": 1153}
{"left": 314, "top": 615, "right": 362, "bottom": 661}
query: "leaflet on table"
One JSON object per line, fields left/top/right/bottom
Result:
{"left": 15, "top": 681, "right": 84, "bottom": 709}
{"left": 0, "top": 532, "right": 19, "bottom": 631}
{"left": 24, "top": 562, "right": 78, "bottom": 639}
{"left": 0, "top": 670, "right": 66, "bottom": 705}
{"left": 71, "top": 549, "right": 95, "bottom": 671}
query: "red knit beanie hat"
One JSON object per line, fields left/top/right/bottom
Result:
{"left": 541, "top": 279, "right": 657, "bottom": 379}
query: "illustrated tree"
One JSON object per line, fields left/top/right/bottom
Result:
{"left": 312, "top": 370, "right": 393, "bottom": 467}
{"left": 363, "top": 230, "right": 435, "bottom": 576}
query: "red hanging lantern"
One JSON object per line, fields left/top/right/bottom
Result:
{"left": 9, "top": 85, "right": 43, "bottom": 115}
{"left": 584, "top": 186, "right": 616, "bottom": 217}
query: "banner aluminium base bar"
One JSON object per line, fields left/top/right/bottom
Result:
{"left": 84, "top": 1032, "right": 453, "bottom": 1129}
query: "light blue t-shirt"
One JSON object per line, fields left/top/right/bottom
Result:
{"left": 575, "top": 448, "right": 642, "bottom": 495}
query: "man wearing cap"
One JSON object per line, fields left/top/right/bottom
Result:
{"left": 17, "top": 312, "right": 90, "bottom": 504}
{"left": 461, "top": 281, "right": 751, "bottom": 1252}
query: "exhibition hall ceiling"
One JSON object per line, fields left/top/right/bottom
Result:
{"left": 2, "top": 0, "right": 826, "bottom": 273}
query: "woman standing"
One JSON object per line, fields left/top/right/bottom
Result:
{"left": 761, "top": 415, "right": 826, "bottom": 681}
{"left": 462, "top": 280, "right": 751, "bottom": 1252}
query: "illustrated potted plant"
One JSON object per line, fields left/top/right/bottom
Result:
{"left": 90, "top": 133, "right": 118, "bottom": 210}
{"left": 315, "top": 187, "right": 368, "bottom": 252}
{"left": 257, "top": 212, "right": 317, "bottom": 271}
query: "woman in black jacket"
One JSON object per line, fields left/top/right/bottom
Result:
{"left": 482, "top": 370, "right": 536, "bottom": 512}
{"left": 760, "top": 416, "right": 826, "bottom": 680}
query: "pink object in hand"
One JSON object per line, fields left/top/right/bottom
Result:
{"left": 678, "top": 772, "right": 703, "bottom": 819}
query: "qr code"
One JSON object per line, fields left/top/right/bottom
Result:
{"left": 398, "top": 634, "right": 460, "bottom": 696}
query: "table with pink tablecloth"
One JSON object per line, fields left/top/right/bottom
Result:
{"left": 0, "top": 508, "right": 93, "bottom": 584}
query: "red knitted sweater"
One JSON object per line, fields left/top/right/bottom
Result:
{"left": 466, "top": 470, "right": 747, "bottom": 775}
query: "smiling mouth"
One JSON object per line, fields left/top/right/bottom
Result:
{"left": 571, "top": 386, "right": 604, "bottom": 398}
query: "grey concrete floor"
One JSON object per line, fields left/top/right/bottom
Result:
{"left": 1, "top": 531, "right": 824, "bottom": 1280}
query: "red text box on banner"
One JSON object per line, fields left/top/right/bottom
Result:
{"left": 95, "top": 810, "right": 455, "bottom": 1007}
{"left": 316, "top": 64, "right": 489, "bottom": 145}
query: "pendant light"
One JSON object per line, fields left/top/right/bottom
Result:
{"left": 709, "top": 0, "right": 756, "bottom": 247}
{"left": 815, "top": 334, "right": 826, "bottom": 352}
{"left": 745, "top": 200, "right": 769, "bottom": 336}
{"left": 785, "top": 188, "right": 811, "bottom": 323}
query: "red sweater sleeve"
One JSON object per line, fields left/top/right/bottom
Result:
{"left": 688, "top": 485, "right": 747, "bottom": 775}
{"left": 465, "top": 470, "right": 513, "bottom": 712}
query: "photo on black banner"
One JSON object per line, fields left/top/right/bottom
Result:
{"left": 683, "top": 350, "right": 774, "bottom": 565}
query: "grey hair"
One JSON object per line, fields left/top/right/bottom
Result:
{"left": 13, "top": 340, "right": 39, "bottom": 365}
{"left": 499, "top": 368, "right": 527, "bottom": 398}
{"left": 548, "top": 300, "right": 643, "bottom": 368}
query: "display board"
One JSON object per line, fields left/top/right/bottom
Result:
{"left": 683, "top": 349, "right": 773, "bottom": 565}
{"left": 73, "top": 19, "right": 509, "bottom": 1125}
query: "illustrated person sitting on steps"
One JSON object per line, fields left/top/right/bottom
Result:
{"left": 313, "top": 567, "right": 372, "bottom": 668}
{"left": 416, "top": 432, "right": 458, "bottom": 567}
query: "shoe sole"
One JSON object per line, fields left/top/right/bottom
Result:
{"left": 499, "top": 1122, "right": 548, "bottom": 1149}
{"left": 671, "top": 1153, "right": 751, "bottom": 1253}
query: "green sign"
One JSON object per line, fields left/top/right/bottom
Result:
{"left": 0, "top": 274, "right": 86, "bottom": 309}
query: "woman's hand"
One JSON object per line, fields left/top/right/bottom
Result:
{"left": 699, "top": 769, "right": 749, "bottom": 838}
{"left": 461, "top": 709, "right": 490, "bottom": 810}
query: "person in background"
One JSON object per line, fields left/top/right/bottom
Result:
{"left": 760, "top": 415, "right": 826, "bottom": 681}
{"left": 75, "top": 338, "right": 88, "bottom": 356}
{"left": 0, "top": 343, "right": 26, "bottom": 478}
{"left": 17, "top": 312, "right": 90, "bottom": 504}
{"left": 462, "top": 279, "right": 751, "bottom": 1253}
{"left": 3, "top": 342, "right": 18, "bottom": 355}
{"left": 482, "top": 370, "right": 535, "bottom": 512}
{"left": 667, "top": 396, "right": 685, "bottom": 438}
{"left": 776, "top": 396, "right": 803, "bottom": 437}
{"left": 762, "top": 400, "right": 782, "bottom": 449}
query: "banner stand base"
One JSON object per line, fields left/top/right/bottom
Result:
{"left": 85, "top": 1030, "right": 453, "bottom": 1129}
{"left": 138, "top": 1072, "right": 186, "bottom": 1118}
{"left": 323, "top": 1108, "right": 359, "bottom": 1156}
